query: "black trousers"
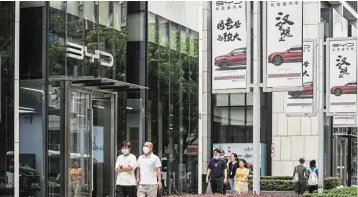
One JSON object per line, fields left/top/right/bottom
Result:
{"left": 222, "top": 182, "right": 227, "bottom": 194}
{"left": 210, "top": 179, "right": 224, "bottom": 194}
{"left": 308, "top": 185, "right": 318, "bottom": 193}
{"left": 116, "top": 185, "right": 136, "bottom": 197}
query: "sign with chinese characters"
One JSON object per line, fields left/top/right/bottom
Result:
{"left": 265, "top": 1, "right": 303, "bottom": 90}
{"left": 213, "top": 143, "right": 264, "bottom": 165}
{"left": 327, "top": 38, "right": 357, "bottom": 114}
{"left": 286, "top": 41, "right": 315, "bottom": 114}
{"left": 66, "top": 42, "right": 114, "bottom": 67}
{"left": 333, "top": 116, "right": 357, "bottom": 127}
{"left": 212, "top": 1, "right": 249, "bottom": 93}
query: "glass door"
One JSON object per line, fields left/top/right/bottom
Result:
{"left": 58, "top": 80, "right": 93, "bottom": 197}
{"left": 67, "top": 90, "right": 93, "bottom": 197}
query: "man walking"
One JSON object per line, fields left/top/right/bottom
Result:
{"left": 115, "top": 141, "right": 137, "bottom": 197}
{"left": 220, "top": 149, "right": 228, "bottom": 194}
{"left": 206, "top": 149, "right": 227, "bottom": 194}
{"left": 136, "top": 142, "right": 162, "bottom": 197}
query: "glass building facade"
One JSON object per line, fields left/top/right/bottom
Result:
{"left": 0, "top": 1, "right": 199, "bottom": 197}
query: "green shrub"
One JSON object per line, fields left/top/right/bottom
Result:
{"left": 304, "top": 187, "right": 357, "bottom": 197}
{"left": 246, "top": 176, "right": 340, "bottom": 191}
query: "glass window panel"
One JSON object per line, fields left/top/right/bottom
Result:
{"left": 50, "top": 1, "right": 63, "bottom": 10}
{"left": 170, "top": 22, "right": 178, "bottom": 51}
{"left": 148, "top": 12, "right": 156, "bottom": 43}
{"left": 99, "top": 1, "right": 110, "bottom": 26}
{"left": 214, "top": 107, "right": 229, "bottom": 125}
{"left": 246, "top": 108, "right": 253, "bottom": 126}
{"left": 230, "top": 93, "right": 245, "bottom": 106}
{"left": 67, "top": 1, "right": 79, "bottom": 17}
{"left": 216, "top": 94, "right": 229, "bottom": 106}
{"left": 83, "top": 1, "right": 95, "bottom": 22}
{"left": 158, "top": 17, "right": 169, "bottom": 47}
{"left": 180, "top": 26, "right": 187, "bottom": 54}
{"left": 246, "top": 92, "right": 253, "bottom": 106}
{"left": 230, "top": 108, "right": 245, "bottom": 126}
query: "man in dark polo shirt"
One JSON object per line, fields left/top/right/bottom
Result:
{"left": 206, "top": 149, "right": 227, "bottom": 194}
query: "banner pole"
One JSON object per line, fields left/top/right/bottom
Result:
{"left": 253, "top": 1, "right": 261, "bottom": 195}
{"left": 318, "top": 37, "right": 325, "bottom": 194}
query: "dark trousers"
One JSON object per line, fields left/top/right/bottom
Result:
{"left": 308, "top": 185, "right": 318, "bottom": 193}
{"left": 210, "top": 179, "right": 224, "bottom": 194}
{"left": 222, "top": 183, "right": 227, "bottom": 194}
{"left": 116, "top": 185, "right": 136, "bottom": 197}
{"left": 295, "top": 180, "right": 306, "bottom": 195}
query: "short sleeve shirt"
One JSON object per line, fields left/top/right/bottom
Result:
{"left": 115, "top": 154, "right": 137, "bottom": 186}
{"left": 137, "top": 153, "right": 161, "bottom": 185}
{"left": 208, "top": 159, "right": 227, "bottom": 180}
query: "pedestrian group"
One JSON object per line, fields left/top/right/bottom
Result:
{"left": 115, "top": 141, "right": 162, "bottom": 197}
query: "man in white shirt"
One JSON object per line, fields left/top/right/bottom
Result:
{"left": 136, "top": 142, "right": 162, "bottom": 197}
{"left": 115, "top": 141, "right": 137, "bottom": 197}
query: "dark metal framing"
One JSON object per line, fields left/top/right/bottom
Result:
{"left": 59, "top": 80, "right": 71, "bottom": 197}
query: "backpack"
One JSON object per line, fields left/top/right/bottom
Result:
{"left": 308, "top": 168, "right": 318, "bottom": 186}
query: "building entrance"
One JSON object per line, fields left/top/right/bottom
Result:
{"left": 57, "top": 80, "right": 117, "bottom": 197}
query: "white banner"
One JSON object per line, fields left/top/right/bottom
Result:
{"left": 212, "top": 1, "right": 249, "bottom": 93}
{"left": 286, "top": 41, "right": 315, "bottom": 114}
{"left": 327, "top": 39, "right": 358, "bottom": 114}
{"left": 333, "top": 116, "right": 357, "bottom": 127}
{"left": 266, "top": 1, "right": 303, "bottom": 89}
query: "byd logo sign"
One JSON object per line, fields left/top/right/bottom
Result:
{"left": 66, "top": 42, "right": 114, "bottom": 67}
{"left": 332, "top": 43, "right": 355, "bottom": 48}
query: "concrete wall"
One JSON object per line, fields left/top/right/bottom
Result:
{"left": 271, "top": 1, "right": 321, "bottom": 176}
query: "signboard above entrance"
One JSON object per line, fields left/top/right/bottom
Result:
{"left": 66, "top": 42, "right": 114, "bottom": 67}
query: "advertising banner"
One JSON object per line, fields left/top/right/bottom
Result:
{"left": 333, "top": 116, "right": 357, "bottom": 127}
{"left": 212, "top": 1, "right": 250, "bottom": 93}
{"left": 265, "top": 1, "right": 303, "bottom": 90}
{"left": 286, "top": 41, "right": 316, "bottom": 115}
{"left": 326, "top": 38, "right": 358, "bottom": 114}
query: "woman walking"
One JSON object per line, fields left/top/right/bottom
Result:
{"left": 235, "top": 159, "right": 250, "bottom": 194}
{"left": 307, "top": 160, "right": 319, "bottom": 193}
{"left": 293, "top": 157, "right": 307, "bottom": 196}
{"left": 228, "top": 153, "right": 239, "bottom": 193}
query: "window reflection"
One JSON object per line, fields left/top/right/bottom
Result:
{"left": 0, "top": 3, "right": 15, "bottom": 196}
{"left": 147, "top": 12, "right": 199, "bottom": 193}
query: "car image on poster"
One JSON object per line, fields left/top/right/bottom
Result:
{"left": 286, "top": 41, "right": 315, "bottom": 114}
{"left": 212, "top": 1, "right": 249, "bottom": 93}
{"left": 327, "top": 39, "right": 357, "bottom": 114}
{"left": 266, "top": 1, "right": 303, "bottom": 89}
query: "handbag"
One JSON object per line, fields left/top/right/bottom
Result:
{"left": 293, "top": 166, "right": 299, "bottom": 182}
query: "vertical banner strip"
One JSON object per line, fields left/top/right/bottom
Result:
{"left": 265, "top": 1, "right": 303, "bottom": 92}
{"left": 286, "top": 40, "right": 317, "bottom": 117}
{"left": 326, "top": 37, "right": 358, "bottom": 115}
{"left": 212, "top": 1, "right": 249, "bottom": 93}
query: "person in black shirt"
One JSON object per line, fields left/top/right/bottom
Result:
{"left": 219, "top": 149, "right": 228, "bottom": 194}
{"left": 228, "top": 153, "right": 239, "bottom": 193}
{"left": 206, "top": 149, "right": 227, "bottom": 194}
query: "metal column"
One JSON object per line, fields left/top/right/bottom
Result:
{"left": 317, "top": 37, "right": 325, "bottom": 193}
{"left": 60, "top": 80, "right": 71, "bottom": 197}
{"left": 253, "top": 1, "right": 261, "bottom": 195}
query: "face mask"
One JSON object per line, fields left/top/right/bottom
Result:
{"left": 220, "top": 156, "right": 225, "bottom": 159}
{"left": 143, "top": 147, "right": 150, "bottom": 154}
{"left": 214, "top": 156, "right": 220, "bottom": 160}
{"left": 122, "top": 149, "right": 129, "bottom": 155}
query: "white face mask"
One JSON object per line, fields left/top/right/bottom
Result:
{"left": 122, "top": 149, "right": 129, "bottom": 155}
{"left": 220, "top": 156, "right": 225, "bottom": 159}
{"left": 143, "top": 147, "right": 150, "bottom": 154}
{"left": 214, "top": 155, "right": 220, "bottom": 160}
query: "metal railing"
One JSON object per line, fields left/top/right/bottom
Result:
{"left": 346, "top": 1, "right": 358, "bottom": 12}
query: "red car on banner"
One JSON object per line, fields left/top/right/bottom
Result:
{"left": 330, "top": 81, "right": 357, "bottom": 96}
{"left": 268, "top": 45, "right": 303, "bottom": 66}
{"left": 214, "top": 47, "right": 246, "bottom": 70}
{"left": 288, "top": 81, "right": 313, "bottom": 98}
